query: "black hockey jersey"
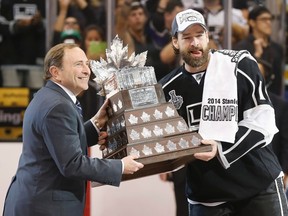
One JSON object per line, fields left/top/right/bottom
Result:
{"left": 159, "top": 50, "right": 282, "bottom": 203}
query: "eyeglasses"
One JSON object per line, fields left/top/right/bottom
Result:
{"left": 256, "top": 16, "right": 274, "bottom": 22}
{"left": 64, "top": 21, "right": 79, "bottom": 26}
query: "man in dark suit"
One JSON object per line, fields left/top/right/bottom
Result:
{"left": 3, "top": 43, "right": 144, "bottom": 216}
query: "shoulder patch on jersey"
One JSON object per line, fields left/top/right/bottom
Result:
{"left": 168, "top": 90, "right": 183, "bottom": 110}
{"left": 217, "top": 50, "right": 249, "bottom": 64}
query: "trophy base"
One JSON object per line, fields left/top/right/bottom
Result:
{"left": 122, "top": 144, "right": 212, "bottom": 181}
{"left": 103, "top": 131, "right": 212, "bottom": 181}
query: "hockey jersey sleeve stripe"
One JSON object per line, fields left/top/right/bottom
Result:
{"left": 239, "top": 104, "right": 278, "bottom": 145}
{"left": 222, "top": 129, "right": 251, "bottom": 155}
{"left": 237, "top": 68, "right": 258, "bottom": 106}
{"left": 229, "top": 140, "right": 265, "bottom": 166}
{"left": 219, "top": 104, "right": 276, "bottom": 152}
{"left": 217, "top": 142, "right": 230, "bottom": 169}
{"left": 218, "top": 128, "right": 265, "bottom": 167}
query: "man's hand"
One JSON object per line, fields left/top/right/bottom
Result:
{"left": 92, "top": 99, "right": 109, "bottom": 129}
{"left": 159, "top": 172, "right": 172, "bottom": 181}
{"left": 254, "top": 38, "right": 267, "bottom": 58}
{"left": 121, "top": 155, "right": 144, "bottom": 174}
{"left": 194, "top": 139, "right": 218, "bottom": 161}
{"left": 58, "top": 0, "right": 71, "bottom": 10}
{"left": 97, "top": 131, "right": 108, "bottom": 147}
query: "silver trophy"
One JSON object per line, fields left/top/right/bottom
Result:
{"left": 90, "top": 36, "right": 210, "bottom": 181}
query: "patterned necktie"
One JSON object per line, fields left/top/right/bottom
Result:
{"left": 75, "top": 100, "right": 83, "bottom": 118}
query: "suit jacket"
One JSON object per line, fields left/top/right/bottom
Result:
{"left": 3, "top": 80, "right": 122, "bottom": 216}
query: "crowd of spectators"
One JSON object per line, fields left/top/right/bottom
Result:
{"left": 0, "top": 0, "right": 286, "bottom": 91}
{"left": 0, "top": 0, "right": 286, "bottom": 128}
{"left": 0, "top": 1, "right": 286, "bottom": 120}
{"left": 0, "top": 3, "right": 286, "bottom": 115}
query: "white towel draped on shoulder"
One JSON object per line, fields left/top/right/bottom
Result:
{"left": 199, "top": 50, "right": 255, "bottom": 143}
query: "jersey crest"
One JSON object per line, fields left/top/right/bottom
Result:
{"left": 168, "top": 90, "right": 183, "bottom": 110}
{"left": 187, "top": 102, "right": 202, "bottom": 131}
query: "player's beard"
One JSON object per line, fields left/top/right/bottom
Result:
{"left": 181, "top": 46, "right": 210, "bottom": 68}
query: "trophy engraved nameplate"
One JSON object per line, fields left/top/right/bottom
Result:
{"left": 90, "top": 36, "right": 211, "bottom": 181}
